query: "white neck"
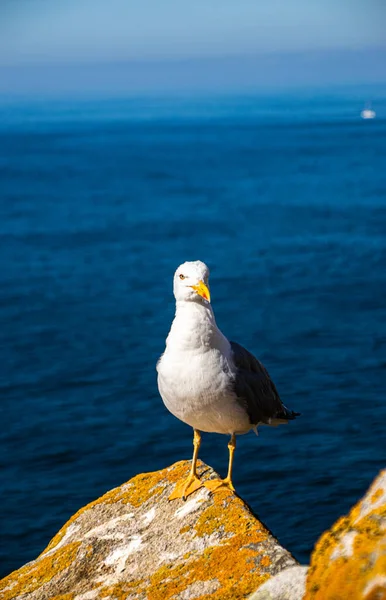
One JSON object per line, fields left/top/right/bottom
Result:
{"left": 165, "top": 300, "right": 229, "bottom": 353}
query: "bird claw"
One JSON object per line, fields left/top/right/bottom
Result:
{"left": 204, "top": 478, "right": 236, "bottom": 494}
{"left": 168, "top": 474, "right": 204, "bottom": 501}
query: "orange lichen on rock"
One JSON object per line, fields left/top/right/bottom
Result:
{"left": 0, "top": 543, "right": 80, "bottom": 600}
{"left": 260, "top": 556, "right": 271, "bottom": 568}
{"left": 305, "top": 469, "right": 386, "bottom": 600}
{"left": 99, "top": 580, "right": 146, "bottom": 599}
{"left": 371, "top": 488, "right": 383, "bottom": 504}
{"left": 44, "top": 465, "right": 169, "bottom": 554}
{"left": 138, "top": 482, "right": 289, "bottom": 600}
{"left": 179, "top": 525, "right": 191, "bottom": 534}
{"left": 0, "top": 461, "right": 297, "bottom": 600}
{"left": 165, "top": 460, "right": 195, "bottom": 484}
{"left": 147, "top": 545, "right": 269, "bottom": 600}
{"left": 144, "top": 492, "right": 273, "bottom": 600}
{"left": 194, "top": 490, "right": 266, "bottom": 539}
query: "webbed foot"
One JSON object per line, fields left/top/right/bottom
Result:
{"left": 169, "top": 474, "right": 204, "bottom": 501}
{"left": 204, "top": 477, "right": 236, "bottom": 494}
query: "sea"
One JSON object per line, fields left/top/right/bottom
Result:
{"left": 1, "top": 87, "right": 386, "bottom": 578}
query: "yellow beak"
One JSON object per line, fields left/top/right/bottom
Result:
{"left": 191, "top": 280, "right": 211, "bottom": 302}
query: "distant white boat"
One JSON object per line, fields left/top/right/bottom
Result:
{"left": 361, "top": 106, "right": 376, "bottom": 119}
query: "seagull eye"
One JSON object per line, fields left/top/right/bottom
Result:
{"left": 179, "top": 274, "right": 186, "bottom": 280}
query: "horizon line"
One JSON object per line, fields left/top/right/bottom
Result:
{"left": 1, "top": 44, "right": 386, "bottom": 70}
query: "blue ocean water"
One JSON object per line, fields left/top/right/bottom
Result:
{"left": 1, "top": 89, "right": 386, "bottom": 578}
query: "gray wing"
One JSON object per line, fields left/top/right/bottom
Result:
{"left": 230, "top": 341, "right": 299, "bottom": 426}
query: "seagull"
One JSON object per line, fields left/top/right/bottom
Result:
{"left": 157, "top": 260, "right": 299, "bottom": 500}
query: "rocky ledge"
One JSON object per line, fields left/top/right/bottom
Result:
{"left": 1, "top": 463, "right": 385, "bottom": 600}
{"left": 0, "top": 461, "right": 298, "bottom": 600}
{"left": 305, "top": 468, "right": 386, "bottom": 600}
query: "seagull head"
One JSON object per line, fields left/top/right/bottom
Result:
{"left": 173, "top": 260, "right": 211, "bottom": 304}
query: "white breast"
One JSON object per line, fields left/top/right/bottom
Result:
{"left": 157, "top": 346, "right": 251, "bottom": 435}
{"left": 157, "top": 298, "right": 252, "bottom": 435}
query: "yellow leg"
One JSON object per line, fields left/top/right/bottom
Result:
{"left": 204, "top": 434, "right": 236, "bottom": 494}
{"left": 169, "top": 429, "right": 204, "bottom": 500}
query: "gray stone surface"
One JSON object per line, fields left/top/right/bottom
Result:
{"left": 304, "top": 468, "right": 386, "bottom": 600}
{"left": 0, "top": 461, "right": 298, "bottom": 599}
{"left": 248, "top": 566, "right": 308, "bottom": 600}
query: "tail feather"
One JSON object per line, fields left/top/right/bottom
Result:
{"left": 277, "top": 406, "right": 301, "bottom": 421}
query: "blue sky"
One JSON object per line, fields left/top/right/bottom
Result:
{"left": 1, "top": 0, "right": 385, "bottom": 65}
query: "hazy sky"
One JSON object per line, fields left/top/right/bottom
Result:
{"left": 1, "top": 0, "right": 385, "bottom": 65}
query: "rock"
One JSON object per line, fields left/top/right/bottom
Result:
{"left": 305, "top": 469, "right": 386, "bottom": 600}
{"left": 248, "top": 566, "right": 308, "bottom": 600}
{"left": 0, "top": 461, "right": 297, "bottom": 600}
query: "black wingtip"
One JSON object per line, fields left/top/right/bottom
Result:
{"left": 289, "top": 410, "right": 301, "bottom": 419}
{"left": 280, "top": 408, "right": 301, "bottom": 420}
